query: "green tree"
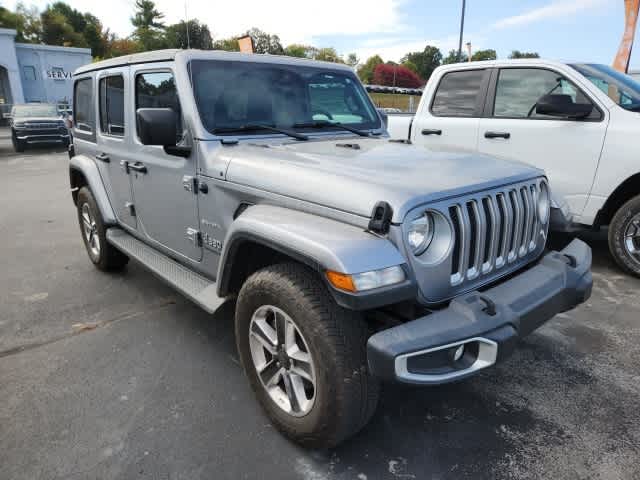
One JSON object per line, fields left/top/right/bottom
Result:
{"left": 471, "top": 49, "right": 497, "bottom": 61}
{"left": 400, "top": 45, "right": 442, "bottom": 80}
{"left": 346, "top": 53, "right": 359, "bottom": 67}
{"left": 357, "top": 54, "right": 383, "bottom": 83}
{"left": 284, "top": 43, "right": 310, "bottom": 58}
{"left": 0, "top": 3, "right": 41, "bottom": 43}
{"left": 509, "top": 50, "right": 540, "bottom": 59}
{"left": 243, "top": 28, "right": 283, "bottom": 54}
{"left": 213, "top": 37, "right": 240, "bottom": 51}
{"left": 41, "top": 7, "right": 85, "bottom": 47}
{"left": 442, "top": 49, "right": 467, "bottom": 64}
{"left": 314, "top": 47, "right": 343, "bottom": 63}
{"left": 131, "top": 0, "right": 165, "bottom": 51}
{"left": 165, "top": 20, "right": 213, "bottom": 49}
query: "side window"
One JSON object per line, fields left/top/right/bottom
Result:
{"left": 431, "top": 70, "right": 486, "bottom": 117}
{"left": 99, "top": 75, "right": 125, "bottom": 136}
{"left": 493, "top": 68, "right": 598, "bottom": 119}
{"left": 135, "top": 71, "right": 182, "bottom": 141}
{"left": 23, "top": 66, "right": 36, "bottom": 81}
{"left": 74, "top": 77, "right": 95, "bottom": 134}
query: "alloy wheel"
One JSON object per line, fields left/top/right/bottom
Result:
{"left": 81, "top": 203, "right": 100, "bottom": 258}
{"left": 248, "top": 305, "right": 316, "bottom": 417}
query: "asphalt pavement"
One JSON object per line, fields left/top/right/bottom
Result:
{"left": 1, "top": 133, "right": 639, "bottom": 479}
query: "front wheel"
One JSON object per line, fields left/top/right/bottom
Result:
{"left": 11, "top": 132, "right": 25, "bottom": 152}
{"left": 608, "top": 194, "right": 640, "bottom": 278}
{"left": 235, "top": 263, "right": 379, "bottom": 448}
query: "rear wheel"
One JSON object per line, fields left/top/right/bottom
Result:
{"left": 235, "top": 263, "right": 379, "bottom": 448}
{"left": 77, "top": 187, "right": 129, "bottom": 271}
{"left": 608, "top": 194, "right": 640, "bottom": 278}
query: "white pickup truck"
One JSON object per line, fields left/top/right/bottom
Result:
{"left": 387, "top": 59, "right": 640, "bottom": 277}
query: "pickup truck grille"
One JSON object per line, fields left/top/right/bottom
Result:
{"left": 448, "top": 180, "right": 546, "bottom": 286}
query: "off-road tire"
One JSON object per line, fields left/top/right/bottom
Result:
{"left": 77, "top": 187, "right": 129, "bottom": 271}
{"left": 235, "top": 262, "right": 379, "bottom": 448}
{"left": 608, "top": 194, "right": 640, "bottom": 278}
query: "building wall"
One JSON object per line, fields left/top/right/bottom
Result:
{"left": 0, "top": 28, "right": 25, "bottom": 106}
{"left": 15, "top": 43, "right": 91, "bottom": 106}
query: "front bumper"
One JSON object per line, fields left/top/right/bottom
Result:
{"left": 367, "top": 239, "right": 592, "bottom": 384}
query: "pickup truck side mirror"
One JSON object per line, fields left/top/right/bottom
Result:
{"left": 536, "top": 94, "right": 593, "bottom": 119}
{"left": 136, "top": 108, "right": 177, "bottom": 146}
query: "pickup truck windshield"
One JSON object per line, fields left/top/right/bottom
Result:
{"left": 570, "top": 63, "right": 640, "bottom": 111}
{"left": 12, "top": 104, "right": 58, "bottom": 118}
{"left": 189, "top": 60, "right": 381, "bottom": 135}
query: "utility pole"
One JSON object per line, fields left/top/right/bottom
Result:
{"left": 457, "top": 0, "right": 466, "bottom": 62}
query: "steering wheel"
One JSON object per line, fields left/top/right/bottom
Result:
{"left": 526, "top": 102, "right": 538, "bottom": 118}
{"left": 311, "top": 109, "right": 334, "bottom": 120}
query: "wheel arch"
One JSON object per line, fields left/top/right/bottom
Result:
{"left": 69, "top": 155, "right": 117, "bottom": 225}
{"left": 594, "top": 172, "right": 640, "bottom": 227}
{"left": 215, "top": 204, "right": 408, "bottom": 303}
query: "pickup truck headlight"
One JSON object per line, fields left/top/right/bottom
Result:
{"left": 407, "top": 212, "right": 434, "bottom": 256}
{"left": 537, "top": 181, "right": 550, "bottom": 224}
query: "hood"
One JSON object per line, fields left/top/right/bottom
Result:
{"left": 224, "top": 137, "right": 543, "bottom": 223}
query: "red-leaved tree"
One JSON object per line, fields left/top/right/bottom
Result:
{"left": 372, "top": 64, "right": 424, "bottom": 88}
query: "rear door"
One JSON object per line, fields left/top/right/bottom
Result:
{"left": 95, "top": 67, "right": 137, "bottom": 229}
{"left": 477, "top": 67, "right": 608, "bottom": 219}
{"left": 411, "top": 68, "right": 490, "bottom": 152}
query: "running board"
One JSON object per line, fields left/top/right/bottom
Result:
{"left": 106, "top": 228, "right": 225, "bottom": 314}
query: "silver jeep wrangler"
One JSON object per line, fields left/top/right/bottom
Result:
{"left": 68, "top": 49, "right": 592, "bottom": 448}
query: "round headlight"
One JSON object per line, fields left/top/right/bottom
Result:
{"left": 537, "top": 181, "right": 550, "bottom": 224}
{"left": 407, "top": 212, "right": 434, "bottom": 255}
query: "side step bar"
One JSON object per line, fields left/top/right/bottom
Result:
{"left": 106, "top": 228, "right": 226, "bottom": 314}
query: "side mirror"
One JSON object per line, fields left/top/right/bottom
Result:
{"left": 136, "top": 108, "right": 177, "bottom": 146}
{"left": 377, "top": 108, "right": 388, "bottom": 128}
{"left": 536, "top": 94, "right": 593, "bottom": 119}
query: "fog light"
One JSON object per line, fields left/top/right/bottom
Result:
{"left": 452, "top": 344, "right": 465, "bottom": 362}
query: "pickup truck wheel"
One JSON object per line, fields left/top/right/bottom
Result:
{"left": 609, "top": 194, "right": 640, "bottom": 277}
{"left": 76, "top": 187, "right": 129, "bottom": 271}
{"left": 235, "top": 263, "right": 379, "bottom": 448}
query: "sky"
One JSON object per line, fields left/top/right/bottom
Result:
{"left": 4, "top": 0, "right": 638, "bottom": 67}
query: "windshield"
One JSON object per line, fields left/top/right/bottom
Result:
{"left": 570, "top": 63, "right": 640, "bottom": 111}
{"left": 11, "top": 104, "right": 59, "bottom": 118}
{"left": 189, "top": 60, "right": 381, "bottom": 135}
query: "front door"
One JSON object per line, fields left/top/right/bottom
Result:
{"left": 128, "top": 67, "right": 201, "bottom": 262}
{"left": 477, "top": 67, "right": 608, "bottom": 221}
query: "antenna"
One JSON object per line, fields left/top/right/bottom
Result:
{"left": 184, "top": 1, "right": 191, "bottom": 49}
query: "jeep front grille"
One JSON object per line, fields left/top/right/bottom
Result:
{"left": 448, "top": 180, "right": 545, "bottom": 286}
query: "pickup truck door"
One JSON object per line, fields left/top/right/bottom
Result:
{"left": 477, "top": 67, "right": 608, "bottom": 221}
{"left": 410, "top": 68, "right": 490, "bottom": 152}
{"left": 127, "top": 67, "right": 202, "bottom": 262}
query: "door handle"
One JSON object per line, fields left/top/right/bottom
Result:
{"left": 95, "top": 153, "right": 110, "bottom": 162}
{"left": 128, "top": 162, "right": 147, "bottom": 173}
{"left": 484, "top": 131, "right": 511, "bottom": 139}
{"left": 421, "top": 129, "right": 442, "bottom": 136}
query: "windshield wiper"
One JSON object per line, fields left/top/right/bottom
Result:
{"left": 293, "top": 120, "right": 373, "bottom": 137}
{"left": 213, "top": 124, "right": 308, "bottom": 141}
